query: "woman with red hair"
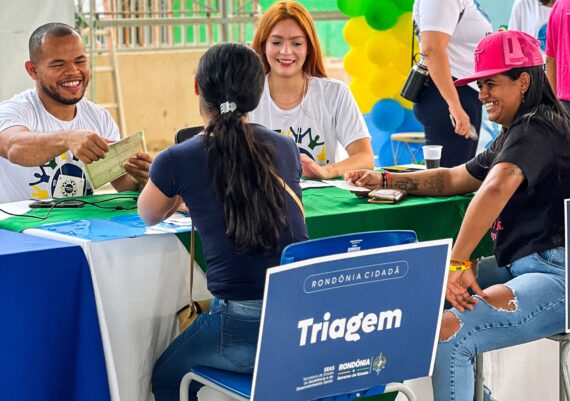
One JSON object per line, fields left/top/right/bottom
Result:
{"left": 250, "top": 1, "right": 374, "bottom": 179}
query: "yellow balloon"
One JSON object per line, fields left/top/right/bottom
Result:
{"left": 390, "top": 12, "right": 419, "bottom": 72}
{"left": 393, "top": 46, "right": 414, "bottom": 75}
{"left": 368, "top": 65, "right": 405, "bottom": 99}
{"left": 349, "top": 78, "right": 378, "bottom": 114}
{"left": 343, "top": 47, "right": 375, "bottom": 79}
{"left": 391, "top": 12, "right": 414, "bottom": 42}
{"left": 414, "top": 38, "right": 420, "bottom": 56}
{"left": 343, "top": 17, "right": 376, "bottom": 48}
{"left": 366, "top": 31, "right": 403, "bottom": 66}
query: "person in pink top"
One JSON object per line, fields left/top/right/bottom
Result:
{"left": 546, "top": 0, "right": 570, "bottom": 111}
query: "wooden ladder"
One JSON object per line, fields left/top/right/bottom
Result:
{"left": 92, "top": 28, "right": 128, "bottom": 138}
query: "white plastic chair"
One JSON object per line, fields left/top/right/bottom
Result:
{"left": 474, "top": 333, "right": 570, "bottom": 401}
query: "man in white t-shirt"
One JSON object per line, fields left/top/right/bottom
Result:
{"left": 0, "top": 22, "right": 151, "bottom": 203}
{"left": 508, "top": 0, "right": 556, "bottom": 51}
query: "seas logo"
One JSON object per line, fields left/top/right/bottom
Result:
{"left": 372, "top": 353, "right": 387, "bottom": 375}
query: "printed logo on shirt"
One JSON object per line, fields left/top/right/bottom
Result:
{"left": 490, "top": 219, "right": 504, "bottom": 241}
{"left": 28, "top": 153, "right": 92, "bottom": 200}
{"left": 276, "top": 125, "right": 329, "bottom": 165}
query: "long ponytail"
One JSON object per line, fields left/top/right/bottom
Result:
{"left": 196, "top": 43, "right": 288, "bottom": 252}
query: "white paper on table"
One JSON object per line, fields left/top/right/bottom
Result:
{"left": 85, "top": 131, "right": 147, "bottom": 189}
{"left": 300, "top": 180, "right": 334, "bottom": 190}
{"left": 322, "top": 179, "right": 370, "bottom": 192}
{"left": 144, "top": 212, "right": 193, "bottom": 234}
{"left": 0, "top": 200, "right": 32, "bottom": 221}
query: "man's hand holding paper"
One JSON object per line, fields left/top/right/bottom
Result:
{"left": 66, "top": 130, "right": 111, "bottom": 164}
{"left": 85, "top": 131, "right": 152, "bottom": 191}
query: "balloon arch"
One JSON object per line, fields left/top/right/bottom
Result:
{"left": 339, "top": 0, "right": 424, "bottom": 165}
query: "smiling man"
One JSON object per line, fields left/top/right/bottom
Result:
{"left": 0, "top": 22, "right": 151, "bottom": 203}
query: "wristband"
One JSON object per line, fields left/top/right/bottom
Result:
{"left": 449, "top": 259, "right": 472, "bottom": 272}
{"left": 383, "top": 170, "right": 390, "bottom": 188}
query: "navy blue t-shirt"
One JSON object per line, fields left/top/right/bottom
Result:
{"left": 466, "top": 115, "right": 570, "bottom": 266}
{"left": 150, "top": 124, "right": 308, "bottom": 300}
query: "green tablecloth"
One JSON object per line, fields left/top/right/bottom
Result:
{"left": 0, "top": 192, "right": 140, "bottom": 232}
{"left": 303, "top": 187, "right": 492, "bottom": 258}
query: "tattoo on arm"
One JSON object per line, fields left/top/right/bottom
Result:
{"left": 426, "top": 173, "right": 445, "bottom": 194}
{"left": 393, "top": 177, "right": 419, "bottom": 192}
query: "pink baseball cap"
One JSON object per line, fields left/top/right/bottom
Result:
{"left": 454, "top": 30, "right": 543, "bottom": 87}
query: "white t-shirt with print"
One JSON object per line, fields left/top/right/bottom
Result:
{"left": 0, "top": 88, "right": 119, "bottom": 203}
{"left": 413, "top": 0, "right": 493, "bottom": 90}
{"left": 249, "top": 76, "right": 370, "bottom": 165}
{"left": 508, "top": 0, "right": 551, "bottom": 51}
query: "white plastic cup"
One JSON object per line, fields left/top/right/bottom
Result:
{"left": 422, "top": 145, "right": 443, "bottom": 169}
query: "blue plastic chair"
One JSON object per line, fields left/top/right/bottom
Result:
{"left": 280, "top": 230, "right": 418, "bottom": 265}
{"left": 180, "top": 230, "right": 419, "bottom": 401}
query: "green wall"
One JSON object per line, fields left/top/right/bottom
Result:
{"left": 171, "top": 1, "right": 516, "bottom": 57}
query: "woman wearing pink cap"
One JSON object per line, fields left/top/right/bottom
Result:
{"left": 346, "top": 30, "right": 570, "bottom": 401}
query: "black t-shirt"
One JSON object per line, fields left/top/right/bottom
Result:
{"left": 466, "top": 116, "right": 570, "bottom": 266}
{"left": 150, "top": 124, "right": 308, "bottom": 300}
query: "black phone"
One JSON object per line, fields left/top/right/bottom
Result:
{"left": 29, "top": 200, "right": 85, "bottom": 208}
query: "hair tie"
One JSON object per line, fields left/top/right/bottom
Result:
{"left": 220, "top": 101, "right": 237, "bottom": 114}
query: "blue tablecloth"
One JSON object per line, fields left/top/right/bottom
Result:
{"left": 0, "top": 229, "right": 110, "bottom": 401}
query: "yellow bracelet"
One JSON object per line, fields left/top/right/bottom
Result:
{"left": 449, "top": 259, "right": 472, "bottom": 272}
{"left": 449, "top": 264, "right": 471, "bottom": 271}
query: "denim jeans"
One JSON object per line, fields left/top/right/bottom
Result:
{"left": 152, "top": 297, "right": 262, "bottom": 401}
{"left": 432, "top": 248, "right": 565, "bottom": 401}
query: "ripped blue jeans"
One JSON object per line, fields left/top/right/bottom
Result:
{"left": 432, "top": 247, "right": 565, "bottom": 401}
{"left": 152, "top": 297, "right": 261, "bottom": 401}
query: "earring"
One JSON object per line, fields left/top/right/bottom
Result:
{"left": 521, "top": 91, "right": 525, "bottom": 103}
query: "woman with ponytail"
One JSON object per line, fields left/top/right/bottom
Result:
{"left": 138, "top": 42, "right": 308, "bottom": 401}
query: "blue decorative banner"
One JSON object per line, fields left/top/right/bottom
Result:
{"left": 33, "top": 213, "right": 192, "bottom": 241}
{"left": 252, "top": 240, "right": 451, "bottom": 401}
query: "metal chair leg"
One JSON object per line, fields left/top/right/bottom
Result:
{"left": 560, "top": 340, "right": 570, "bottom": 401}
{"left": 385, "top": 382, "right": 417, "bottom": 401}
{"left": 474, "top": 353, "right": 485, "bottom": 401}
{"left": 180, "top": 372, "right": 193, "bottom": 401}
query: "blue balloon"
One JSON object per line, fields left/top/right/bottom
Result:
{"left": 395, "top": 108, "right": 424, "bottom": 132}
{"left": 371, "top": 98, "right": 405, "bottom": 132}
{"left": 364, "top": 113, "right": 395, "bottom": 167}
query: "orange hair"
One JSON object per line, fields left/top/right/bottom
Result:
{"left": 252, "top": 1, "right": 327, "bottom": 78}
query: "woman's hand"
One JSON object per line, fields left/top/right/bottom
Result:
{"left": 446, "top": 268, "right": 487, "bottom": 313}
{"left": 449, "top": 104, "right": 473, "bottom": 139}
{"left": 301, "top": 154, "right": 338, "bottom": 179}
{"left": 344, "top": 169, "right": 382, "bottom": 189}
